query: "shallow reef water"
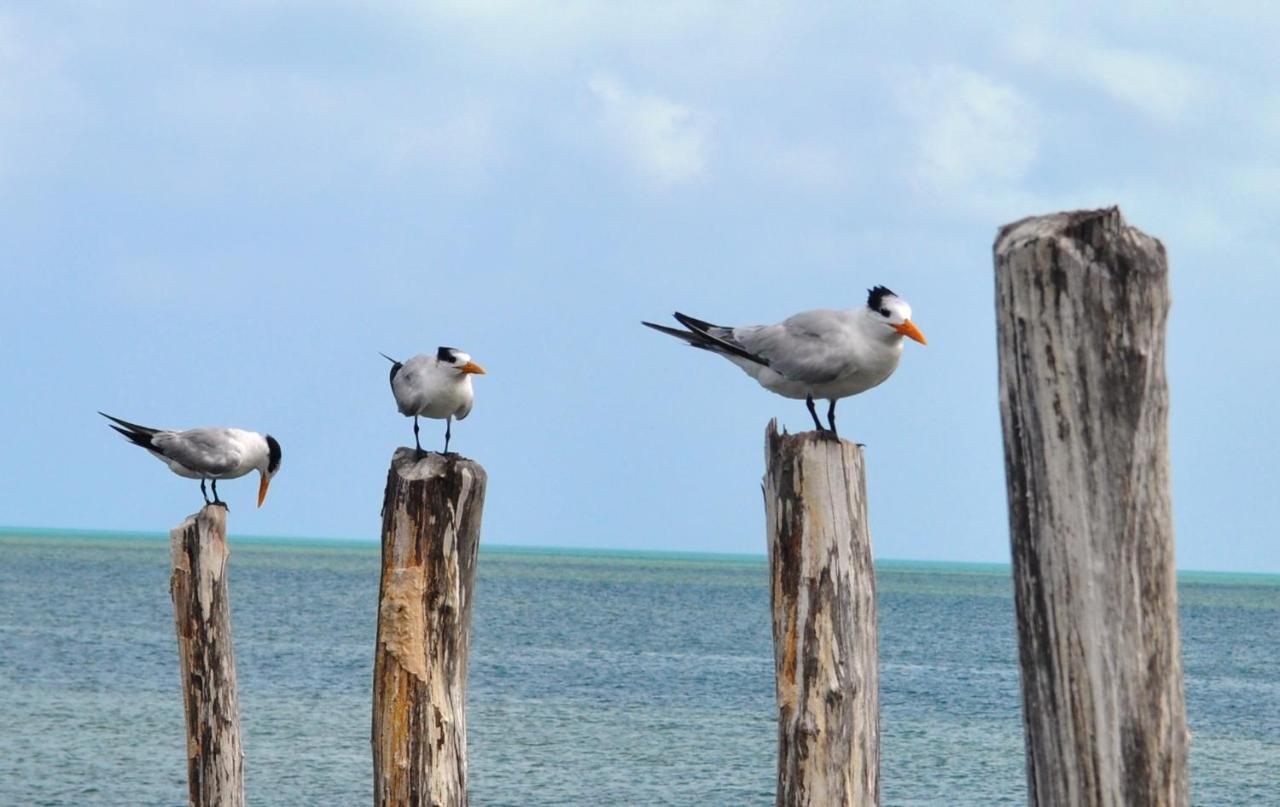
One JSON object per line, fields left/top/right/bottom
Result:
{"left": 1, "top": 534, "right": 1275, "bottom": 805}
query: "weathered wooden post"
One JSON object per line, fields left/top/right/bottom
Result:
{"left": 995, "top": 207, "right": 1189, "bottom": 806}
{"left": 763, "top": 420, "right": 879, "bottom": 807}
{"left": 373, "top": 448, "right": 487, "bottom": 807}
{"left": 169, "top": 504, "right": 245, "bottom": 807}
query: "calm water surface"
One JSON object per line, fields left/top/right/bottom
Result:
{"left": 0, "top": 532, "right": 1276, "bottom": 805}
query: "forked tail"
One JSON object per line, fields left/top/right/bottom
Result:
{"left": 641, "top": 313, "right": 769, "bottom": 367}
{"left": 99, "top": 412, "right": 160, "bottom": 450}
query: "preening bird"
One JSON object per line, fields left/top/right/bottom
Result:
{"left": 381, "top": 347, "right": 486, "bottom": 455}
{"left": 99, "top": 413, "right": 282, "bottom": 507}
{"left": 643, "top": 286, "right": 926, "bottom": 438}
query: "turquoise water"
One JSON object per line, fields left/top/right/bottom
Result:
{"left": 0, "top": 532, "right": 1276, "bottom": 805}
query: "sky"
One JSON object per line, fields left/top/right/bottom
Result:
{"left": 1, "top": 2, "right": 1277, "bottom": 572}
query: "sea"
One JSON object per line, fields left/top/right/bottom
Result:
{"left": 1, "top": 530, "right": 1276, "bottom": 806}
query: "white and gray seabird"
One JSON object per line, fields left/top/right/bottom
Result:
{"left": 381, "top": 347, "right": 486, "bottom": 455}
{"left": 100, "top": 413, "right": 283, "bottom": 507}
{"left": 643, "top": 286, "right": 927, "bottom": 437}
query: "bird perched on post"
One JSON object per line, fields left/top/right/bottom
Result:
{"left": 99, "top": 412, "right": 282, "bottom": 508}
{"left": 643, "top": 286, "right": 926, "bottom": 438}
{"left": 381, "top": 347, "right": 486, "bottom": 456}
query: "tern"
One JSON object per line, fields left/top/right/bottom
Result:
{"left": 99, "top": 413, "right": 282, "bottom": 507}
{"left": 643, "top": 286, "right": 926, "bottom": 438}
{"left": 381, "top": 347, "right": 486, "bottom": 455}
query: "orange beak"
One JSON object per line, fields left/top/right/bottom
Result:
{"left": 894, "top": 319, "right": 927, "bottom": 345}
{"left": 460, "top": 361, "right": 486, "bottom": 375}
{"left": 257, "top": 473, "right": 271, "bottom": 508}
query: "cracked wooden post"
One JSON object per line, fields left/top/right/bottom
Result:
{"left": 169, "top": 504, "right": 245, "bottom": 807}
{"left": 764, "top": 420, "right": 879, "bottom": 807}
{"left": 373, "top": 448, "right": 487, "bottom": 807}
{"left": 995, "top": 207, "right": 1189, "bottom": 806}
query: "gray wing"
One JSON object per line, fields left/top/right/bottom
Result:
{"left": 152, "top": 429, "right": 241, "bottom": 475}
{"left": 389, "top": 356, "right": 432, "bottom": 414}
{"left": 731, "top": 310, "right": 858, "bottom": 384}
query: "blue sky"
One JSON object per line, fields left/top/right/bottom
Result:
{"left": 1, "top": 3, "right": 1277, "bottom": 572}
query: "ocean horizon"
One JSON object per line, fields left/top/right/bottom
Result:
{"left": 2, "top": 528, "right": 1276, "bottom": 805}
{"left": 4, "top": 525, "right": 1277, "bottom": 580}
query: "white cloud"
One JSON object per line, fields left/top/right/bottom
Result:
{"left": 588, "top": 73, "right": 710, "bottom": 188}
{"left": 403, "top": 1, "right": 777, "bottom": 76}
{"left": 899, "top": 66, "right": 1039, "bottom": 204}
{"left": 1009, "top": 30, "right": 1206, "bottom": 124}
{"left": 140, "top": 66, "right": 505, "bottom": 195}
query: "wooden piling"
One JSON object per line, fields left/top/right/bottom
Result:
{"left": 372, "top": 448, "right": 487, "bottom": 807}
{"left": 169, "top": 504, "right": 245, "bottom": 807}
{"left": 764, "top": 421, "right": 879, "bottom": 807}
{"left": 995, "top": 207, "right": 1189, "bottom": 806}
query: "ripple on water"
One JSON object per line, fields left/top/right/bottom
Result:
{"left": 0, "top": 536, "right": 1275, "bottom": 805}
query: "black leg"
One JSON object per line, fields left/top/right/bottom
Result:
{"left": 805, "top": 395, "right": 825, "bottom": 432}
{"left": 413, "top": 416, "right": 422, "bottom": 457}
{"left": 200, "top": 479, "right": 210, "bottom": 504}
{"left": 444, "top": 417, "right": 452, "bottom": 455}
{"left": 211, "top": 479, "right": 227, "bottom": 509}
{"left": 827, "top": 399, "right": 839, "bottom": 438}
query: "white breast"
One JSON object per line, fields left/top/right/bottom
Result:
{"left": 392, "top": 357, "right": 475, "bottom": 420}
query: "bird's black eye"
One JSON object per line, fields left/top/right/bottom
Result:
{"left": 879, "top": 308, "right": 891, "bottom": 317}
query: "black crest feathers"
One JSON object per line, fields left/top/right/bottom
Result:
{"left": 867, "top": 285, "right": 896, "bottom": 311}
{"left": 436, "top": 346, "right": 460, "bottom": 363}
{"left": 265, "top": 436, "right": 282, "bottom": 474}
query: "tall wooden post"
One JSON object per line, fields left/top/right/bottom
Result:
{"left": 170, "top": 504, "right": 245, "bottom": 807}
{"left": 995, "top": 207, "right": 1189, "bottom": 806}
{"left": 764, "top": 421, "right": 879, "bottom": 807}
{"left": 373, "top": 448, "right": 487, "bottom": 807}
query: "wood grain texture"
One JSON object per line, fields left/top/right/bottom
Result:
{"left": 169, "top": 505, "right": 245, "bottom": 807}
{"left": 373, "top": 448, "right": 487, "bottom": 807}
{"left": 764, "top": 421, "right": 879, "bottom": 807}
{"left": 995, "top": 207, "right": 1189, "bottom": 806}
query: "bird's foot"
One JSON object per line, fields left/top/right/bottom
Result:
{"left": 818, "top": 429, "right": 841, "bottom": 442}
{"left": 209, "top": 501, "right": 229, "bottom": 510}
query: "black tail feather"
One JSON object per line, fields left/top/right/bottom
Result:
{"left": 100, "top": 412, "right": 159, "bottom": 450}
{"left": 641, "top": 320, "right": 707, "bottom": 346}
{"left": 379, "top": 352, "right": 403, "bottom": 385}
{"left": 107, "top": 423, "right": 154, "bottom": 449}
{"left": 647, "top": 312, "right": 769, "bottom": 367}
{"left": 671, "top": 312, "right": 723, "bottom": 333}
{"left": 98, "top": 411, "right": 160, "bottom": 436}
